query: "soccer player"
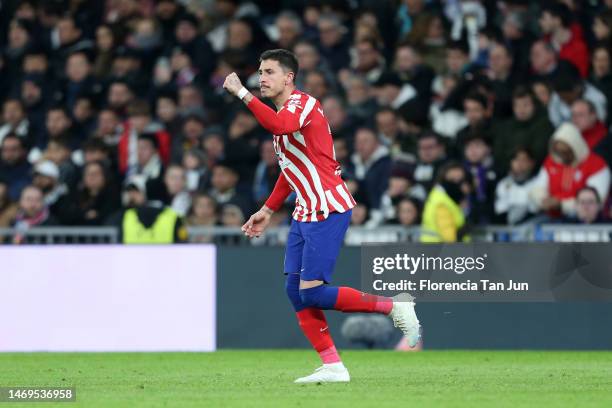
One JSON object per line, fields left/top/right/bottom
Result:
{"left": 223, "top": 49, "right": 420, "bottom": 384}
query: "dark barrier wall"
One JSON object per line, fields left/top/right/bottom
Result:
{"left": 217, "top": 247, "right": 612, "bottom": 349}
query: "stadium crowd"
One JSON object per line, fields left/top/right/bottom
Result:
{"left": 1, "top": 0, "right": 612, "bottom": 242}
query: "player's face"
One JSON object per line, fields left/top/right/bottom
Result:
{"left": 258, "top": 59, "right": 292, "bottom": 99}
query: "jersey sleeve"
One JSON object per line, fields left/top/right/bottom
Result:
{"left": 247, "top": 94, "right": 310, "bottom": 135}
{"left": 264, "top": 172, "right": 293, "bottom": 211}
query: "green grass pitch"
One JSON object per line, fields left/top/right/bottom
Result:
{"left": 1, "top": 350, "right": 611, "bottom": 407}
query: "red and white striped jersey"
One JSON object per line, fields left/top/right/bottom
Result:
{"left": 247, "top": 89, "right": 356, "bottom": 222}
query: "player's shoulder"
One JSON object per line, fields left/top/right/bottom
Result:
{"left": 286, "top": 90, "right": 318, "bottom": 107}
{"left": 284, "top": 90, "right": 318, "bottom": 114}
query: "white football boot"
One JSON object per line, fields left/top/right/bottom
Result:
{"left": 294, "top": 362, "right": 350, "bottom": 384}
{"left": 389, "top": 293, "right": 421, "bottom": 347}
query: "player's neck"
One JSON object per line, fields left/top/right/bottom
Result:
{"left": 272, "top": 86, "right": 296, "bottom": 110}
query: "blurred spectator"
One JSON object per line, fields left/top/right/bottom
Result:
{"left": 20, "top": 74, "right": 48, "bottom": 145}
{"left": 0, "top": 179, "right": 18, "bottom": 227}
{"left": 455, "top": 92, "right": 492, "bottom": 155}
{"left": 186, "top": 192, "right": 219, "bottom": 243}
{"left": 376, "top": 107, "right": 417, "bottom": 161}
{"left": 12, "top": 185, "right": 58, "bottom": 244}
{"left": 93, "top": 24, "right": 117, "bottom": 79}
{"left": 177, "top": 84, "right": 205, "bottom": 118}
{"left": 565, "top": 187, "right": 605, "bottom": 224}
{"left": 0, "top": 99, "right": 30, "bottom": 146}
{"left": 352, "top": 38, "right": 386, "bottom": 84}
{"left": 502, "top": 10, "right": 535, "bottom": 75}
{"left": 92, "top": 108, "right": 122, "bottom": 147}
{"left": 186, "top": 193, "right": 219, "bottom": 228}
{"left": 0, "top": 134, "right": 31, "bottom": 201}
{"left": 4, "top": 19, "right": 32, "bottom": 83}
{"left": 51, "top": 15, "right": 94, "bottom": 78}
{"left": 343, "top": 75, "right": 378, "bottom": 126}
{"left": 539, "top": 2, "right": 588, "bottom": 77}
{"left": 62, "top": 51, "right": 98, "bottom": 113}
{"left": 155, "top": 91, "right": 181, "bottom": 137}
{"left": 333, "top": 137, "right": 353, "bottom": 180}
{"left": 350, "top": 202, "right": 369, "bottom": 226}
{"left": 348, "top": 127, "right": 392, "bottom": 210}
{"left": 131, "top": 133, "right": 166, "bottom": 202}
{"left": 393, "top": 196, "right": 422, "bottom": 227}
{"left": 303, "top": 70, "right": 331, "bottom": 101}
{"left": 444, "top": 40, "right": 471, "bottom": 76}
{"left": 405, "top": 13, "right": 448, "bottom": 74}
{"left": 369, "top": 163, "right": 426, "bottom": 227}
{"left": 109, "top": 176, "right": 187, "bottom": 244}
{"left": 220, "top": 203, "right": 245, "bottom": 227}
{"left": 71, "top": 94, "right": 98, "bottom": 142}
{"left": 529, "top": 40, "right": 576, "bottom": 83}
{"left": 495, "top": 148, "right": 539, "bottom": 225}
{"left": 209, "top": 161, "right": 253, "bottom": 217}
{"left": 162, "top": 164, "right": 191, "bottom": 217}
{"left": 317, "top": 13, "right": 351, "bottom": 72}
{"left": 486, "top": 42, "right": 518, "bottom": 119}
{"left": 372, "top": 71, "right": 416, "bottom": 110}
{"left": 392, "top": 42, "right": 435, "bottom": 100}
{"left": 272, "top": 11, "right": 302, "bottom": 50}
{"left": 420, "top": 162, "right": 472, "bottom": 243}
{"left": 463, "top": 133, "right": 496, "bottom": 225}
{"left": 530, "top": 123, "right": 610, "bottom": 219}
{"left": 593, "top": 10, "right": 612, "bottom": 48}
{"left": 493, "top": 86, "right": 554, "bottom": 175}
{"left": 589, "top": 44, "right": 612, "bottom": 123}
{"left": 182, "top": 148, "right": 208, "bottom": 192}
{"left": 106, "top": 80, "right": 135, "bottom": 118}
{"left": 429, "top": 74, "right": 468, "bottom": 138}
{"left": 118, "top": 100, "right": 171, "bottom": 175}
{"left": 171, "top": 113, "right": 206, "bottom": 163}
{"left": 570, "top": 99, "right": 609, "bottom": 150}
{"left": 82, "top": 139, "right": 113, "bottom": 166}
{"left": 322, "top": 95, "right": 356, "bottom": 141}
{"left": 293, "top": 40, "right": 335, "bottom": 91}
{"left": 44, "top": 138, "right": 79, "bottom": 190}
{"left": 413, "top": 131, "right": 447, "bottom": 192}
{"left": 548, "top": 64, "right": 607, "bottom": 127}
{"left": 73, "top": 161, "right": 121, "bottom": 225}
{"left": 31, "top": 160, "right": 72, "bottom": 224}
{"left": 253, "top": 140, "right": 280, "bottom": 206}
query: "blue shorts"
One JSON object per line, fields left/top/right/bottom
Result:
{"left": 284, "top": 210, "right": 352, "bottom": 283}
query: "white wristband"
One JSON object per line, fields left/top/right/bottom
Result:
{"left": 237, "top": 87, "right": 249, "bottom": 100}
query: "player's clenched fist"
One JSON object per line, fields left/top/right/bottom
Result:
{"left": 223, "top": 72, "right": 243, "bottom": 96}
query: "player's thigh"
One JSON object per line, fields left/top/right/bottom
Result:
{"left": 300, "top": 211, "right": 351, "bottom": 283}
{"left": 284, "top": 219, "right": 304, "bottom": 274}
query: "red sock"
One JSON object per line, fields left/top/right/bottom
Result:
{"left": 296, "top": 308, "right": 341, "bottom": 364}
{"left": 334, "top": 287, "right": 393, "bottom": 314}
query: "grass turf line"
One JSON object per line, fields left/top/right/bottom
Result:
{"left": 0, "top": 350, "right": 611, "bottom": 407}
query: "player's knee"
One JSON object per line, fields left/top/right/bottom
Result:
{"left": 299, "top": 286, "right": 324, "bottom": 308}
{"left": 285, "top": 273, "right": 303, "bottom": 311}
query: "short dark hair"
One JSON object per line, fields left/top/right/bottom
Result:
{"left": 512, "top": 85, "right": 535, "bottom": 101}
{"left": 260, "top": 49, "right": 299, "bottom": 80}
{"left": 541, "top": 3, "right": 572, "bottom": 28}
{"left": 464, "top": 91, "right": 488, "bottom": 109}
{"left": 435, "top": 160, "right": 467, "bottom": 185}
{"left": 511, "top": 146, "right": 535, "bottom": 161}
{"left": 577, "top": 186, "right": 601, "bottom": 203}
